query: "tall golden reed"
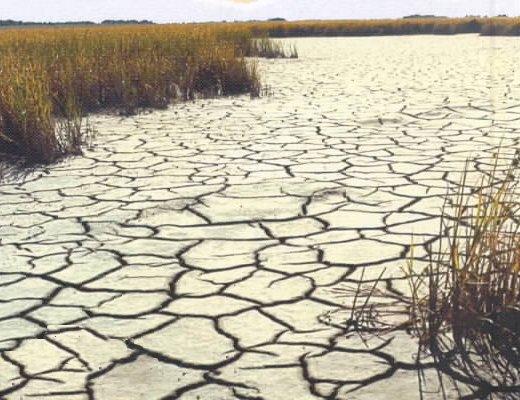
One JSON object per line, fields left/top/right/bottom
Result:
{"left": 0, "top": 24, "right": 277, "bottom": 163}
{"left": 407, "top": 151, "right": 519, "bottom": 398}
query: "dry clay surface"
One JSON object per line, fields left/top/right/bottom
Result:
{"left": 1, "top": 35, "right": 519, "bottom": 399}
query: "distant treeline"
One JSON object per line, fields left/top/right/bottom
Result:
{"left": 101, "top": 20, "right": 155, "bottom": 25}
{"left": 403, "top": 15, "right": 447, "bottom": 19}
{"left": 238, "top": 17, "right": 520, "bottom": 37}
{"left": 0, "top": 19, "right": 154, "bottom": 27}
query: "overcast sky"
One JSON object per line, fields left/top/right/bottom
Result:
{"left": 1, "top": 0, "right": 519, "bottom": 23}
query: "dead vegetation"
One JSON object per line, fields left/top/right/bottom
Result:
{"left": 0, "top": 25, "right": 294, "bottom": 164}
{"left": 404, "top": 150, "right": 520, "bottom": 399}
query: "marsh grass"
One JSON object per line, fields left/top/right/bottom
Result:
{"left": 406, "top": 150, "right": 520, "bottom": 399}
{"left": 240, "top": 17, "right": 520, "bottom": 38}
{"left": 481, "top": 18, "right": 520, "bottom": 36}
{"left": 248, "top": 38, "right": 298, "bottom": 59}
{"left": 0, "top": 25, "right": 293, "bottom": 164}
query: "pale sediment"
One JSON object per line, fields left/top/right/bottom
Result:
{"left": 0, "top": 35, "right": 519, "bottom": 399}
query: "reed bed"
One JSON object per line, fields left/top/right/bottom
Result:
{"left": 248, "top": 37, "right": 298, "bottom": 59}
{"left": 0, "top": 25, "right": 294, "bottom": 164}
{"left": 407, "top": 151, "right": 520, "bottom": 398}
{"left": 237, "top": 17, "right": 520, "bottom": 37}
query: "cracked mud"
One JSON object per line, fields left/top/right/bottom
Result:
{"left": 1, "top": 35, "right": 519, "bottom": 399}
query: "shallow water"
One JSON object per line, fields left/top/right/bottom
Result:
{"left": 0, "top": 35, "right": 519, "bottom": 399}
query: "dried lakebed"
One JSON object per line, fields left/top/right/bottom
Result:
{"left": 1, "top": 35, "right": 519, "bottom": 399}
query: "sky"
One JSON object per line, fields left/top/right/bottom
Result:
{"left": 0, "top": 0, "right": 519, "bottom": 23}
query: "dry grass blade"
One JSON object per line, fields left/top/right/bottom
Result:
{"left": 407, "top": 149, "right": 520, "bottom": 399}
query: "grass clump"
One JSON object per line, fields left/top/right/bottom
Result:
{"left": 0, "top": 24, "right": 290, "bottom": 164}
{"left": 407, "top": 151, "right": 520, "bottom": 398}
{"left": 248, "top": 37, "right": 298, "bottom": 59}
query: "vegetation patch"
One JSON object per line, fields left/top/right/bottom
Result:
{"left": 240, "top": 17, "right": 520, "bottom": 37}
{"left": 0, "top": 25, "right": 293, "bottom": 164}
{"left": 406, "top": 151, "right": 520, "bottom": 399}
